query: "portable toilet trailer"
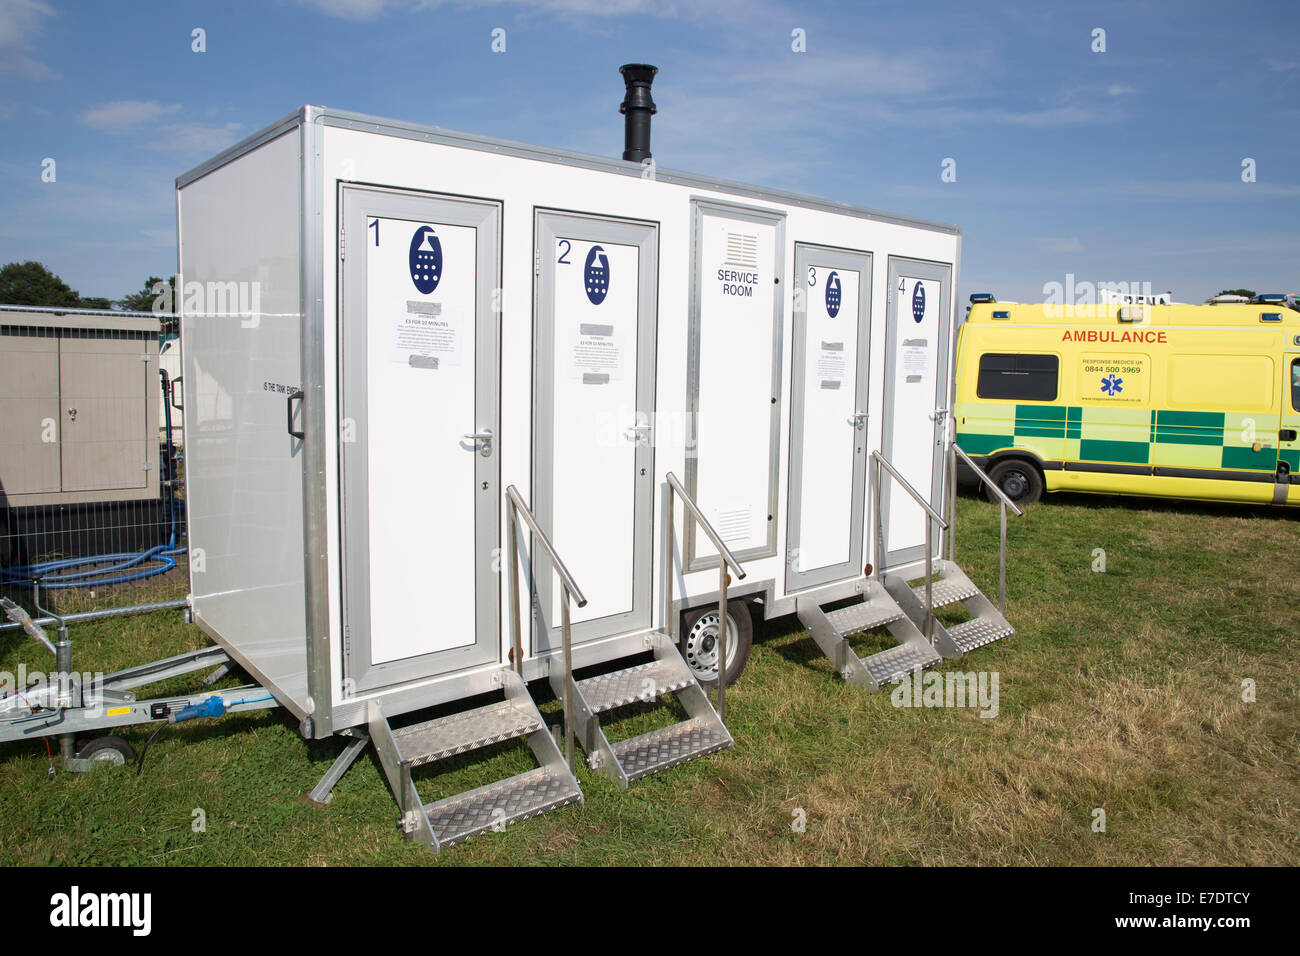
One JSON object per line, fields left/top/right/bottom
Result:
{"left": 176, "top": 73, "right": 1013, "bottom": 851}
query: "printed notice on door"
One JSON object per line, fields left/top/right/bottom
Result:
{"left": 391, "top": 309, "right": 463, "bottom": 367}
{"left": 570, "top": 322, "right": 623, "bottom": 383}
{"left": 817, "top": 340, "right": 846, "bottom": 389}
{"left": 901, "top": 338, "right": 929, "bottom": 381}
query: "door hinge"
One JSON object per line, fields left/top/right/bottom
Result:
{"left": 339, "top": 227, "right": 346, "bottom": 261}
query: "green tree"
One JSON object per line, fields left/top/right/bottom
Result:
{"left": 119, "top": 277, "right": 178, "bottom": 317}
{"left": 1217, "top": 288, "right": 1256, "bottom": 298}
{"left": 0, "top": 260, "right": 81, "bottom": 307}
{"left": 0, "top": 260, "right": 116, "bottom": 310}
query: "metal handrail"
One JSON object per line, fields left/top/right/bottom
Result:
{"left": 663, "top": 472, "right": 746, "bottom": 721}
{"left": 504, "top": 484, "right": 587, "bottom": 771}
{"left": 870, "top": 450, "right": 947, "bottom": 644}
{"left": 946, "top": 443, "right": 1022, "bottom": 615}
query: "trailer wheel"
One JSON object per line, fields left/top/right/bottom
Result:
{"left": 984, "top": 459, "right": 1043, "bottom": 506}
{"left": 75, "top": 736, "right": 136, "bottom": 767}
{"left": 680, "top": 599, "right": 752, "bottom": 688}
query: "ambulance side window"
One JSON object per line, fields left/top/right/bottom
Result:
{"left": 1292, "top": 358, "right": 1300, "bottom": 412}
{"left": 976, "top": 353, "right": 1059, "bottom": 402}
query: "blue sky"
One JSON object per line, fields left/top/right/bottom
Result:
{"left": 1, "top": 0, "right": 1297, "bottom": 304}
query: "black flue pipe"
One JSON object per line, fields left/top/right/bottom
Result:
{"left": 619, "top": 63, "right": 658, "bottom": 163}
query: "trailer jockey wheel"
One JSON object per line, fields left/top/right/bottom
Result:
{"left": 984, "top": 459, "right": 1043, "bottom": 506}
{"left": 73, "top": 736, "right": 136, "bottom": 768}
{"left": 680, "top": 599, "right": 752, "bottom": 688}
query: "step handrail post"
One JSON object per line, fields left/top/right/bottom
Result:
{"left": 664, "top": 472, "right": 746, "bottom": 718}
{"left": 870, "top": 450, "right": 946, "bottom": 640}
{"left": 505, "top": 485, "right": 588, "bottom": 774}
{"left": 949, "top": 443, "right": 1022, "bottom": 616}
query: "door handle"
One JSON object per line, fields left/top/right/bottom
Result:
{"left": 626, "top": 423, "right": 652, "bottom": 443}
{"left": 847, "top": 411, "right": 868, "bottom": 428}
{"left": 287, "top": 390, "right": 304, "bottom": 440}
{"left": 170, "top": 376, "right": 184, "bottom": 411}
{"left": 463, "top": 428, "right": 493, "bottom": 454}
{"left": 1281, "top": 429, "right": 1297, "bottom": 442}
{"left": 929, "top": 408, "right": 949, "bottom": 423}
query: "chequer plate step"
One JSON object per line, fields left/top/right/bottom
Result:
{"left": 825, "top": 600, "right": 905, "bottom": 637}
{"left": 912, "top": 577, "right": 980, "bottom": 608}
{"left": 426, "top": 767, "right": 581, "bottom": 847}
{"left": 393, "top": 699, "right": 541, "bottom": 768}
{"left": 577, "top": 658, "right": 694, "bottom": 714}
{"left": 860, "top": 640, "right": 942, "bottom": 686}
{"left": 948, "top": 617, "right": 1014, "bottom": 654}
{"left": 609, "top": 717, "right": 731, "bottom": 782}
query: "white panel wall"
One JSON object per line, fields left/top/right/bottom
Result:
{"left": 178, "top": 129, "right": 309, "bottom": 712}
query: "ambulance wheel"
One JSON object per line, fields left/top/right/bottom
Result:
{"left": 680, "top": 599, "right": 752, "bottom": 688}
{"left": 75, "top": 736, "right": 135, "bottom": 766}
{"left": 985, "top": 459, "right": 1042, "bottom": 505}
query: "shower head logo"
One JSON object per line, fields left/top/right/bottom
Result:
{"left": 911, "top": 281, "right": 926, "bottom": 323}
{"left": 409, "top": 226, "right": 443, "bottom": 294}
{"left": 825, "top": 271, "right": 841, "bottom": 317}
{"left": 584, "top": 245, "right": 610, "bottom": 305}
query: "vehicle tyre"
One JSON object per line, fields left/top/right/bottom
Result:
{"left": 984, "top": 458, "right": 1043, "bottom": 506}
{"left": 679, "top": 599, "right": 753, "bottom": 688}
{"left": 74, "top": 735, "right": 136, "bottom": 767}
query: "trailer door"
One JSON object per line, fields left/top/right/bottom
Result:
{"left": 339, "top": 187, "right": 502, "bottom": 692}
{"left": 533, "top": 211, "right": 658, "bottom": 651}
{"left": 1284, "top": 353, "right": 1300, "bottom": 504}
{"left": 880, "top": 257, "right": 953, "bottom": 567}
{"left": 787, "top": 244, "right": 872, "bottom": 590}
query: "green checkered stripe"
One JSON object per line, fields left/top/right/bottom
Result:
{"left": 955, "top": 403, "right": 1297, "bottom": 473}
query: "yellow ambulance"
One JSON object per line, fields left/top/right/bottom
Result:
{"left": 953, "top": 294, "right": 1300, "bottom": 506}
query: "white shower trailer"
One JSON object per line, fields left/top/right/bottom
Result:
{"left": 176, "top": 106, "right": 1012, "bottom": 850}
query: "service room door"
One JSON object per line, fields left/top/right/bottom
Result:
{"left": 880, "top": 257, "right": 952, "bottom": 567}
{"left": 339, "top": 186, "right": 501, "bottom": 692}
{"left": 787, "top": 244, "right": 872, "bottom": 591}
{"left": 533, "top": 210, "right": 658, "bottom": 651}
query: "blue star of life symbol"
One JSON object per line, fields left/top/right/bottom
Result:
{"left": 1100, "top": 374, "right": 1123, "bottom": 396}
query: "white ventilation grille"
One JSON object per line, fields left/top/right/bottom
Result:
{"left": 725, "top": 232, "right": 759, "bottom": 269}
{"left": 714, "top": 505, "right": 751, "bottom": 545}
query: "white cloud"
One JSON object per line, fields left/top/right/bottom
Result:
{"left": 146, "top": 122, "right": 244, "bottom": 154}
{"left": 297, "top": 0, "right": 401, "bottom": 18}
{"left": 300, "top": 0, "right": 778, "bottom": 20}
{"left": 0, "top": 0, "right": 55, "bottom": 78}
{"left": 79, "top": 100, "right": 183, "bottom": 130}
{"left": 1108, "top": 84, "right": 1135, "bottom": 96}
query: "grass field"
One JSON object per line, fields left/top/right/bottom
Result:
{"left": 1, "top": 491, "right": 1297, "bottom": 866}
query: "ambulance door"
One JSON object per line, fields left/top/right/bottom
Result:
{"left": 339, "top": 186, "right": 502, "bottom": 692}
{"left": 880, "top": 257, "right": 953, "bottom": 567}
{"left": 1283, "top": 352, "right": 1300, "bottom": 504}
{"left": 787, "top": 244, "right": 872, "bottom": 590}
{"left": 533, "top": 210, "right": 658, "bottom": 651}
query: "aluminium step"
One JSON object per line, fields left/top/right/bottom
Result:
{"left": 796, "top": 581, "right": 942, "bottom": 692}
{"left": 947, "top": 617, "right": 1014, "bottom": 654}
{"left": 884, "top": 559, "right": 1016, "bottom": 661}
{"left": 859, "top": 639, "right": 942, "bottom": 686}
{"left": 392, "top": 698, "right": 542, "bottom": 767}
{"left": 556, "top": 630, "right": 732, "bottom": 789}
{"left": 608, "top": 716, "right": 731, "bottom": 782}
{"left": 367, "top": 668, "right": 582, "bottom": 853}
{"left": 576, "top": 657, "right": 694, "bottom": 714}
{"left": 424, "top": 765, "right": 582, "bottom": 847}
{"left": 911, "top": 575, "right": 980, "bottom": 609}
